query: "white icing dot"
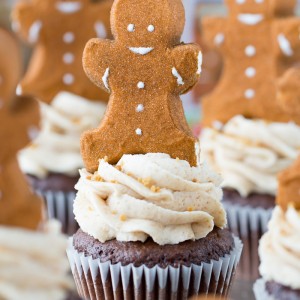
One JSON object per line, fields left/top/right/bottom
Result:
{"left": 245, "top": 45, "right": 256, "bottom": 57}
{"left": 136, "top": 104, "right": 144, "bottom": 112}
{"left": 137, "top": 82, "right": 145, "bottom": 89}
{"left": 236, "top": 0, "right": 245, "bottom": 4}
{"left": 28, "top": 20, "right": 42, "bottom": 43}
{"left": 135, "top": 128, "right": 142, "bottom": 135}
{"left": 245, "top": 67, "right": 256, "bottom": 78}
{"left": 214, "top": 33, "right": 225, "bottom": 46}
{"left": 16, "top": 84, "right": 22, "bottom": 96}
{"left": 63, "top": 32, "right": 75, "bottom": 43}
{"left": 63, "top": 73, "right": 74, "bottom": 85}
{"left": 212, "top": 120, "right": 223, "bottom": 130}
{"left": 127, "top": 24, "right": 135, "bottom": 32}
{"left": 245, "top": 89, "right": 255, "bottom": 99}
{"left": 147, "top": 25, "right": 155, "bottom": 32}
{"left": 95, "top": 21, "right": 107, "bottom": 38}
{"left": 63, "top": 52, "right": 74, "bottom": 64}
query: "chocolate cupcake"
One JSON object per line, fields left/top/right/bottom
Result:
{"left": 67, "top": 154, "right": 242, "bottom": 299}
{"left": 254, "top": 157, "right": 300, "bottom": 300}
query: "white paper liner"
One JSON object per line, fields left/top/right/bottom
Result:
{"left": 253, "top": 279, "right": 275, "bottom": 300}
{"left": 38, "top": 190, "right": 78, "bottom": 236}
{"left": 67, "top": 235, "right": 242, "bottom": 300}
{"left": 224, "top": 201, "right": 273, "bottom": 281}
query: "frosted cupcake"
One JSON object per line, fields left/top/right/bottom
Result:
{"left": 199, "top": 0, "right": 300, "bottom": 279}
{"left": 12, "top": 0, "right": 113, "bottom": 234}
{"left": 254, "top": 156, "right": 300, "bottom": 300}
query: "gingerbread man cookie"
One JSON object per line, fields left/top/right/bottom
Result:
{"left": 0, "top": 28, "right": 42, "bottom": 230}
{"left": 12, "top": 0, "right": 113, "bottom": 104}
{"left": 201, "top": 0, "right": 300, "bottom": 127}
{"left": 277, "top": 156, "right": 300, "bottom": 211}
{"left": 81, "top": 0, "right": 202, "bottom": 172}
{"left": 277, "top": 67, "right": 300, "bottom": 118}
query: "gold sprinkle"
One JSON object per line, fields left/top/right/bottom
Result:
{"left": 192, "top": 179, "right": 197, "bottom": 183}
{"left": 120, "top": 214, "right": 127, "bottom": 221}
{"left": 93, "top": 175, "right": 104, "bottom": 182}
{"left": 103, "top": 156, "right": 108, "bottom": 162}
{"left": 115, "top": 165, "right": 122, "bottom": 171}
{"left": 72, "top": 117, "right": 81, "bottom": 124}
{"left": 86, "top": 175, "right": 92, "bottom": 180}
{"left": 29, "top": 143, "right": 38, "bottom": 149}
{"left": 176, "top": 157, "right": 180, "bottom": 161}
{"left": 151, "top": 185, "right": 161, "bottom": 192}
{"left": 187, "top": 207, "right": 194, "bottom": 212}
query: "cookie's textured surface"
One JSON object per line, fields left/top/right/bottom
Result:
{"left": 0, "top": 28, "right": 42, "bottom": 229}
{"left": 12, "top": 0, "right": 113, "bottom": 103}
{"left": 73, "top": 227, "right": 233, "bottom": 268}
{"left": 202, "top": 0, "right": 300, "bottom": 126}
{"left": 266, "top": 281, "right": 300, "bottom": 300}
{"left": 277, "top": 156, "right": 300, "bottom": 211}
{"left": 82, "top": 0, "right": 202, "bottom": 172}
{"left": 223, "top": 189, "right": 275, "bottom": 210}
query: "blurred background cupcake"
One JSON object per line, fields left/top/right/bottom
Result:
{"left": 254, "top": 156, "right": 300, "bottom": 300}
{"left": 10, "top": 0, "right": 113, "bottom": 234}
{"left": 198, "top": 0, "right": 300, "bottom": 280}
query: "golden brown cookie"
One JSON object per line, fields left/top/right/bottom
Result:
{"left": 12, "top": 0, "right": 113, "bottom": 104}
{"left": 201, "top": 0, "right": 300, "bottom": 127}
{"left": 0, "top": 28, "right": 43, "bottom": 230}
{"left": 277, "top": 67, "right": 300, "bottom": 118}
{"left": 81, "top": 0, "right": 202, "bottom": 172}
{"left": 277, "top": 156, "right": 300, "bottom": 211}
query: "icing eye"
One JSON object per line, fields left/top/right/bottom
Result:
{"left": 147, "top": 25, "right": 155, "bottom": 32}
{"left": 127, "top": 24, "right": 135, "bottom": 32}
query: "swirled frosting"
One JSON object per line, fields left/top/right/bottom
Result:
{"left": 74, "top": 153, "right": 227, "bottom": 246}
{"left": 0, "top": 221, "right": 74, "bottom": 300}
{"left": 259, "top": 205, "right": 300, "bottom": 289}
{"left": 18, "top": 92, "right": 106, "bottom": 178}
{"left": 201, "top": 115, "right": 300, "bottom": 197}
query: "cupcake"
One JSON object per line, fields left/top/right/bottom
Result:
{"left": 253, "top": 156, "right": 300, "bottom": 300}
{"left": 12, "top": 0, "right": 113, "bottom": 234}
{"left": 199, "top": 0, "right": 300, "bottom": 279}
{"left": 67, "top": 0, "right": 242, "bottom": 298}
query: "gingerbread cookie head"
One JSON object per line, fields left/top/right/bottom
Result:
{"left": 277, "top": 67, "right": 300, "bottom": 117}
{"left": 82, "top": 0, "right": 201, "bottom": 172}
{"left": 277, "top": 156, "right": 300, "bottom": 211}
{"left": 225, "top": 0, "right": 296, "bottom": 18}
{"left": 111, "top": 0, "right": 185, "bottom": 48}
{"left": 12, "top": 0, "right": 113, "bottom": 103}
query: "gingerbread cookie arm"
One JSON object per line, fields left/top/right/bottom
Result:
{"left": 170, "top": 44, "right": 202, "bottom": 95}
{"left": 12, "top": 2, "right": 42, "bottom": 44}
{"left": 83, "top": 39, "right": 115, "bottom": 93}
{"left": 89, "top": 0, "right": 112, "bottom": 39}
{"left": 201, "top": 17, "right": 227, "bottom": 51}
{"left": 273, "top": 18, "right": 300, "bottom": 61}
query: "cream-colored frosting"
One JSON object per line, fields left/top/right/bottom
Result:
{"left": 259, "top": 206, "right": 300, "bottom": 289}
{"left": 18, "top": 92, "right": 106, "bottom": 178}
{"left": 74, "top": 153, "right": 227, "bottom": 246}
{"left": 0, "top": 221, "right": 74, "bottom": 300}
{"left": 201, "top": 115, "right": 300, "bottom": 197}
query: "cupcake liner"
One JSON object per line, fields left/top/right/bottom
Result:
{"left": 253, "top": 279, "right": 275, "bottom": 300}
{"left": 224, "top": 201, "right": 273, "bottom": 281}
{"left": 38, "top": 190, "right": 78, "bottom": 236}
{"left": 66, "top": 236, "right": 242, "bottom": 300}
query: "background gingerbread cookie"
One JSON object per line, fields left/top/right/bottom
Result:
{"left": 82, "top": 0, "right": 202, "bottom": 172}
{"left": 0, "top": 27, "right": 42, "bottom": 229}
{"left": 201, "top": 0, "right": 300, "bottom": 126}
{"left": 12, "top": 0, "right": 113, "bottom": 103}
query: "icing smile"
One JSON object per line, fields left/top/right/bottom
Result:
{"left": 237, "top": 14, "right": 264, "bottom": 25}
{"left": 55, "top": 2, "right": 82, "bottom": 13}
{"left": 129, "top": 47, "right": 154, "bottom": 55}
